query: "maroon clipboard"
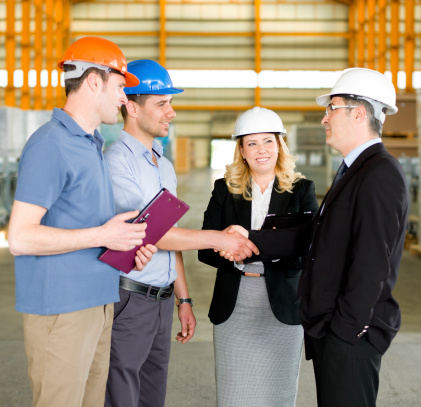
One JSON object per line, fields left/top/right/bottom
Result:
{"left": 99, "top": 188, "right": 189, "bottom": 274}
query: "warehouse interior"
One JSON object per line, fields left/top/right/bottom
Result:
{"left": 1, "top": 0, "right": 421, "bottom": 406}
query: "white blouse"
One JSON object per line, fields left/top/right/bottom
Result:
{"left": 251, "top": 178, "right": 274, "bottom": 230}
{"left": 235, "top": 178, "right": 275, "bottom": 269}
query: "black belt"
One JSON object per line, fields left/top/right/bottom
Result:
{"left": 119, "top": 276, "right": 174, "bottom": 301}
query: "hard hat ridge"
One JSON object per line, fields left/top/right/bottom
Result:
{"left": 316, "top": 67, "right": 398, "bottom": 123}
{"left": 232, "top": 106, "right": 287, "bottom": 140}
{"left": 58, "top": 37, "right": 139, "bottom": 87}
{"left": 124, "top": 60, "right": 184, "bottom": 95}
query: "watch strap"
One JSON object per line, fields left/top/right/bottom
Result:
{"left": 177, "top": 298, "right": 193, "bottom": 307}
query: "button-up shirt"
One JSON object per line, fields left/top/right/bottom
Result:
{"left": 343, "top": 138, "right": 382, "bottom": 168}
{"left": 105, "top": 130, "right": 178, "bottom": 287}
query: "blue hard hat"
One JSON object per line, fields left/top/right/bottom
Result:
{"left": 124, "top": 60, "right": 183, "bottom": 95}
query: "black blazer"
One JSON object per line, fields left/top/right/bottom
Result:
{"left": 249, "top": 144, "right": 409, "bottom": 355}
{"left": 198, "top": 177, "right": 318, "bottom": 325}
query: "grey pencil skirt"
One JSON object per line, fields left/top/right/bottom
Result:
{"left": 213, "top": 264, "right": 304, "bottom": 407}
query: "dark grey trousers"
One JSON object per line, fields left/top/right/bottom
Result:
{"left": 105, "top": 288, "right": 175, "bottom": 407}
{"left": 307, "top": 331, "right": 382, "bottom": 407}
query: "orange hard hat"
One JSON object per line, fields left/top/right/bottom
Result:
{"left": 58, "top": 37, "right": 139, "bottom": 87}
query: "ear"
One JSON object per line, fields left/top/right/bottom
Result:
{"left": 125, "top": 100, "right": 138, "bottom": 117}
{"left": 354, "top": 105, "right": 366, "bottom": 123}
{"left": 86, "top": 71, "right": 101, "bottom": 93}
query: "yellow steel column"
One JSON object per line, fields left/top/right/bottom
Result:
{"left": 367, "top": 0, "right": 376, "bottom": 70}
{"left": 63, "top": 0, "right": 71, "bottom": 48}
{"left": 348, "top": 1, "right": 355, "bottom": 67}
{"left": 46, "top": 0, "right": 54, "bottom": 109}
{"left": 55, "top": 0, "right": 64, "bottom": 107}
{"left": 254, "top": 0, "right": 261, "bottom": 107}
{"left": 159, "top": 0, "right": 167, "bottom": 67}
{"left": 61, "top": 0, "right": 71, "bottom": 106}
{"left": 5, "top": 0, "right": 16, "bottom": 107}
{"left": 378, "top": 0, "right": 387, "bottom": 73}
{"left": 21, "top": 0, "right": 31, "bottom": 109}
{"left": 357, "top": 0, "right": 366, "bottom": 67}
{"left": 390, "top": 0, "right": 399, "bottom": 89}
{"left": 34, "top": 0, "right": 44, "bottom": 110}
{"left": 405, "top": 0, "right": 415, "bottom": 92}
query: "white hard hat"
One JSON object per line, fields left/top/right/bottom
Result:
{"left": 232, "top": 106, "right": 287, "bottom": 140}
{"left": 316, "top": 68, "right": 398, "bottom": 123}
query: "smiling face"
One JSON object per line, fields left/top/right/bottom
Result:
{"left": 135, "top": 94, "right": 176, "bottom": 140}
{"left": 239, "top": 133, "right": 279, "bottom": 178}
{"left": 98, "top": 73, "right": 128, "bottom": 124}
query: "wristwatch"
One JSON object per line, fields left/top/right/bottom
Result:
{"left": 177, "top": 298, "right": 193, "bottom": 307}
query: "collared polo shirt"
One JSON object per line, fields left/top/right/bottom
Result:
{"left": 14, "top": 108, "right": 119, "bottom": 315}
{"left": 104, "top": 130, "right": 177, "bottom": 287}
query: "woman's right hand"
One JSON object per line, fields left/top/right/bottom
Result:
{"left": 226, "top": 224, "right": 249, "bottom": 238}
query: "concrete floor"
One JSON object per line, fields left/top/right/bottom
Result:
{"left": 1, "top": 168, "right": 421, "bottom": 406}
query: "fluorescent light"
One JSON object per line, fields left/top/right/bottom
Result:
{"left": 169, "top": 69, "right": 257, "bottom": 88}
{"left": 0, "top": 69, "right": 418, "bottom": 90}
{"left": 258, "top": 70, "right": 343, "bottom": 89}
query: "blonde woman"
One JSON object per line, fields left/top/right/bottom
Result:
{"left": 198, "top": 107, "right": 318, "bottom": 407}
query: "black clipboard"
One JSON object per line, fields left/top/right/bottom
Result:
{"left": 261, "top": 211, "right": 313, "bottom": 230}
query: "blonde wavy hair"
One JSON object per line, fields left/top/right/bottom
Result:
{"left": 225, "top": 133, "right": 304, "bottom": 200}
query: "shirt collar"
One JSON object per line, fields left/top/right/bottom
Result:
{"left": 51, "top": 107, "right": 105, "bottom": 145}
{"left": 119, "top": 129, "right": 163, "bottom": 159}
{"left": 344, "top": 138, "right": 382, "bottom": 168}
{"left": 252, "top": 178, "right": 275, "bottom": 198}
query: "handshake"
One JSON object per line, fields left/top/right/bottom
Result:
{"left": 213, "top": 225, "right": 257, "bottom": 262}
{"left": 110, "top": 222, "right": 259, "bottom": 272}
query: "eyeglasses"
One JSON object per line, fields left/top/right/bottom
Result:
{"left": 325, "top": 105, "right": 358, "bottom": 117}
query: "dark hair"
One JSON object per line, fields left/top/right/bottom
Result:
{"left": 63, "top": 65, "right": 109, "bottom": 97}
{"left": 120, "top": 94, "right": 151, "bottom": 122}
{"left": 338, "top": 94, "right": 384, "bottom": 136}
{"left": 63, "top": 64, "right": 124, "bottom": 97}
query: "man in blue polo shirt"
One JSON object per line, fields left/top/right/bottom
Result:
{"left": 8, "top": 37, "right": 154, "bottom": 407}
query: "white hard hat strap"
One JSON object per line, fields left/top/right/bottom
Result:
{"left": 358, "top": 97, "right": 386, "bottom": 124}
{"left": 63, "top": 61, "right": 112, "bottom": 80}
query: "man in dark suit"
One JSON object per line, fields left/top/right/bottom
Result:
{"left": 299, "top": 68, "right": 409, "bottom": 407}
{"left": 229, "top": 68, "right": 409, "bottom": 407}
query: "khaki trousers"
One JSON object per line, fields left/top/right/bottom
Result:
{"left": 23, "top": 303, "right": 114, "bottom": 407}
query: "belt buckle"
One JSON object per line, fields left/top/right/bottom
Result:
{"left": 156, "top": 287, "right": 165, "bottom": 301}
{"left": 244, "top": 272, "right": 261, "bottom": 277}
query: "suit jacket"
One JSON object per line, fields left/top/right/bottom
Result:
{"left": 250, "top": 143, "right": 409, "bottom": 355}
{"left": 198, "top": 177, "right": 318, "bottom": 325}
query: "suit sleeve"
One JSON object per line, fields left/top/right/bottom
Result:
{"left": 198, "top": 180, "right": 233, "bottom": 269}
{"left": 247, "top": 179, "right": 318, "bottom": 260}
{"left": 331, "top": 161, "right": 408, "bottom": 342}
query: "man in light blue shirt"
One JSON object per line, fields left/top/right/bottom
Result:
{"left": 104, "top": 60, "right": 259, "bottom": 407}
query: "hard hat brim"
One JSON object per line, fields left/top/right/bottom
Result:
{"left": 124, "top": 87, "right": 184, "bottom": 95}
{"left": 316, "top": 92, "right": 398, "bottom": 115}
{"left": 125, "top": 71, "right": 140, "bottom": 87}
{"left": 315, "top": 94, "right": 331, "bottom": 107}
{"left": 231, "top": 131, "right": 286, "bottom": 140}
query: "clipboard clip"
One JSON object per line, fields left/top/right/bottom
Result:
{"left": 138, "top": 213, "right": 150, "bottom": 223}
